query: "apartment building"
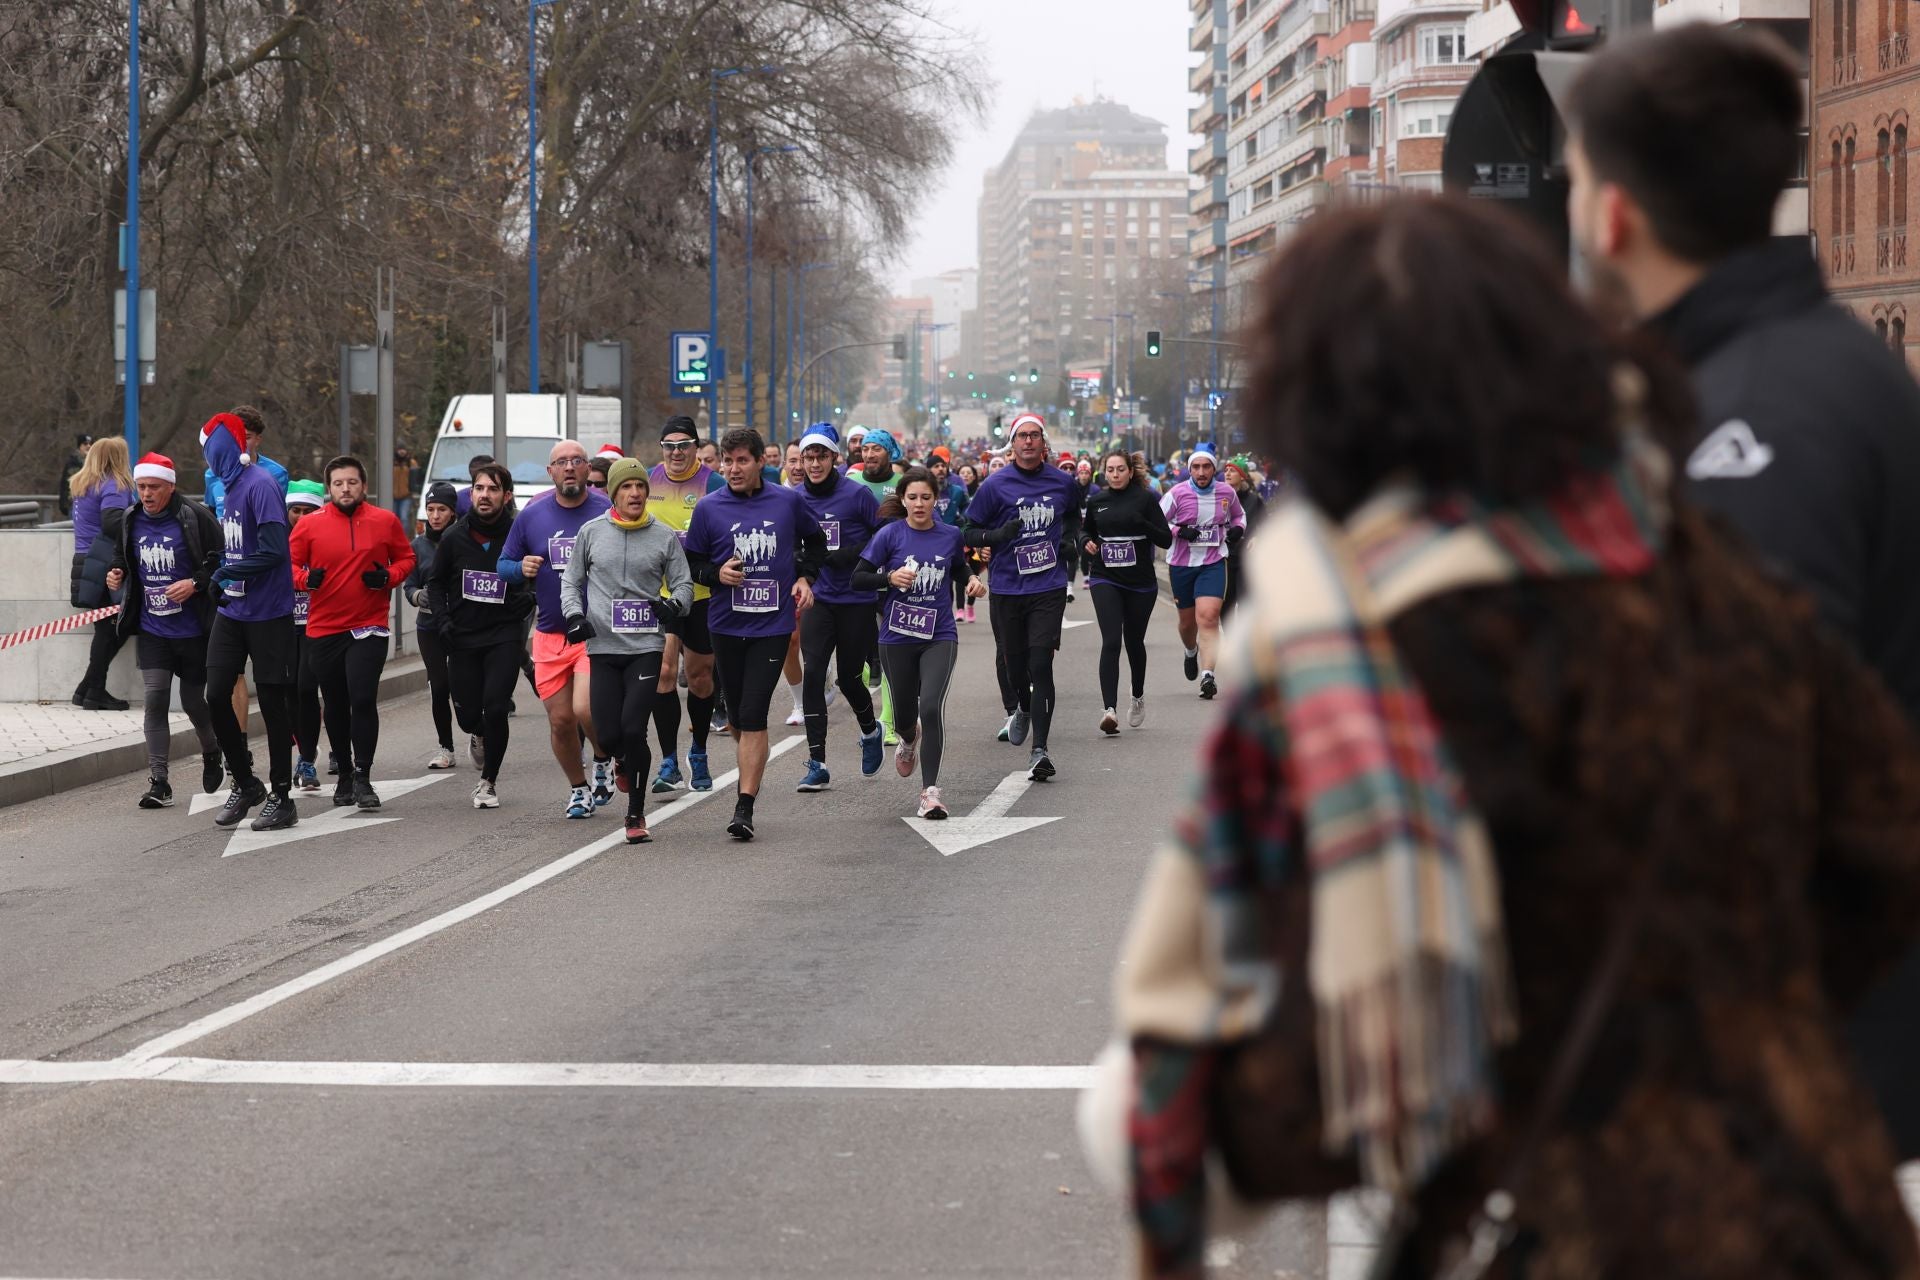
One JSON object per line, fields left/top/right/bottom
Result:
{"left": 1367, "top": 0, "right": 1479, "bottom": 187}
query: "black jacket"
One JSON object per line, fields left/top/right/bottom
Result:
{"left": 109, "top": 494, "right": 222, "bottom": 637}
{"left": 1081, "top": 479, "right": 1173, "bottom": 594}
{"left": 426, "top": 513, "right": 533, "bottom": 651}
{"left": 71, "top": 507, "right": 127, "bottom": 611}
{"left": 1649, "top": 238, "right": 1920, "bottom": 724}
{"left": 403, "top": 530, "right": 445, "bottom": 635}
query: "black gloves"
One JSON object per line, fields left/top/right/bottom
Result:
{"left": 654, "top": 594, "right": 686, "bottom": 622}
{"left": 361, "top": 564, "right": 390, "bottom": 589}
{"left": 1226, "top": 526, "right": 1245, "bottom": 547}
{"left": 564, "top": 614, "right": 596, "bottom": 645}
{"left": 1176, "top": 524, "right": 1202, "bottom": 542}
{"left": 305, "top": 566, "right": 328, "bottom": 589}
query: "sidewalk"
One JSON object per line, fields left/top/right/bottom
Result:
{"left": 0, "top": 658, "right": 427, "bottom": 809}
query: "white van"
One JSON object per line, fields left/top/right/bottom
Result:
{"left": 421, "top": 394, "right": 623, "bottom": 509}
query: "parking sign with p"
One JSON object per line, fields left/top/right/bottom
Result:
{"left": 671, "top": 331, "right": 712, "bottom": 396}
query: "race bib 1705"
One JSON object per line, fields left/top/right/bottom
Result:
{"left": 732, "top": 578, "right": 778, "bottom": 613}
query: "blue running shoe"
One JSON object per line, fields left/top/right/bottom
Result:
{"left": 652, "top": 754, "right": 683, "bottom": 795}
{"left": 796, "top": 759, "right": 831, "bottom": 792}
{"left": 688, "top": 748, "right": 713, "bottom": 792}
{"left": 590, "top": 758, "right": 615, "bottom": 809}
{"left": 859, "top": 724, "right": 884, "bottom": 778}
{"left": 294, "top": 757, "right": 320, "bottom": 792}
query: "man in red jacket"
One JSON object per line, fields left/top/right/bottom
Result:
{"left": 290, "top": 455, "right": 416, "bottom": 810}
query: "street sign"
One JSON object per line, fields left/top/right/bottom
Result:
{"left": 670, "top": 330, "right": 713, "bottom": 396}
{"left": 113, "top": 288, "right": 156, "bottom": 386}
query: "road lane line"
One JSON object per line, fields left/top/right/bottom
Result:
{"left": 114, "top": 736, "right": 806, "bottom": 1066}
{"left": 0, "top": 1058, "right": 1096, "bottom": 1090}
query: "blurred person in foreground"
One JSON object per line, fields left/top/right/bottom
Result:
{"left": 1092, "top": 196, "right": 1920, "bottom": 1279}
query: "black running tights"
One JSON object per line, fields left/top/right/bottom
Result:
{"left": 416, "top": 627, "right": 455, "bottom": 752}
{"left": 1091, "top": 583, "right": 1156, "bottom": 709}
{"left": 589, "top": 651, "right": 663, "bottom": 809}
{"left": 449, "top": 641, "right": 519, "bottom": 782}
{"left": 799, "top": 602, "right": 879, "bottom": 761}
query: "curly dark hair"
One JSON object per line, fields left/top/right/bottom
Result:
{"left": 1241, "top": 196, "right": 1688, "bottom": 520}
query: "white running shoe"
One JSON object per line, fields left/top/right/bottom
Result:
{"left": 825, "top": 685, "right": 838, "bottom": 708}
{"left": 426, "top": 748, "right": 455, "bottom": 771}
{"left": 785, "top": 705, "right": 805, "bottom": 727}
{"left": 1099, "top": 708, "right": 1119, "bottom": 736}
{"left": 918, "top": 785, "right": 947, "bottom": 820}
{"left": 468, "top": 734, "right": 485, "bottom": 771}
{"left": 472, "top": 779, "right": 499, "bottom": 809}
{"left": 1129, "top": 695, "right": 1147, "bottom": 729}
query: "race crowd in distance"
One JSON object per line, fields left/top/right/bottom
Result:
{"left": 67, "top": 405, "right": 1277, "bottom": 844}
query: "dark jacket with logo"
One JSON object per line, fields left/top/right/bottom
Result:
{"left": 425, "top": 513, "right": 533, "bottom": 651}
{"left": 1649, "top": 238, "right": 1920, "bottom": 725}
{"left": 109, "top": 494, "right": 222, "bottom": 638}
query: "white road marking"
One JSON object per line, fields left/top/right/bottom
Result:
{"left": 218, "top": 775, "right": 449, "bottom": 857}
{"left": 0, "top": 1058, "right": 1095, "bottom": 1091}
{"left": 114, "top": 737, "right": 805, "bottom": 1065}
{"left": 903, "top": 770, "right": 1062, "bottom": 857}
{"left": 1061, "top": 619, "right": 1092, "bottom": 631}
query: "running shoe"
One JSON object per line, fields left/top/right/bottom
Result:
{"left": 352, "top": 772, "right": 380, "bottom": 811}
{"left": 81, "top": 689, "right": 130, "bottom": 711}
{"left": 1183, "top": 650, "right": 1199, "bottom": 682}
{"left": 214, "top": 778, "right": 267, "bottom": 828}
{"left": 295, "top": 757, "right": 320, "bottom": 792}
{"left": 614, "top": 768, "right": 631, "bottom": 794}
{"left": 468, "top": 734, "right": 485, "bottom": 771}
{"left": 825, "top": 685, "right": 838, "bottom": 709}
{"left": 1129, "top": 695, "right": 1147, "bottom": 729}
{"left": 727, "top": 797, "right": 755, "bottom": 841}
{"left": 1007, "top": 709, "right": 1031, "bottom": 747}
{"left": 653, "top": 754, "right": 684, "bottom": 795}
{"left": 202, "top": 752, "right": 225, "bottom": 794}
{"left": 884, "top": 724, "right": 901, "bottom": 747}
{"left": 590, "top": 759, "right": 615, "bottom": 809}
{"left": 964, "top": 603, "right": 976, "bottom": 623}
{"left": 327, "top": 751, "right": 343, "bottom": 776}
{"left": 859, "top": 724, "right": 884, "bottom": 777}
{"left": 918, "top": 785, "right": 948, "bottom": 820}
{"left": 797, "top": 759, "right": 832, "bottom": 792}
{"left": 688, "top": 748, "right": 714, "bottom": 792}
{"left": 1099, "top": 708, "right": 1120, "bottom": 737}
{"left": 895, "top": 731, "right": 918, "bottom": 779}
{"left": 997, "top": 714, "right": 1013, "bottom": 743}
{"left": 624, "top": 811, "right": 651, "bottom": 844}
{"left": 426, "top": 747, "right": 455, "bottom": 771}
{"left": 565, "top": 785, "right": 594, "bottom": 819}
{"left": 785, "top": 704, "right": 805, "bottom": 727}
{"left": 332, "top": 775, "right": 357, "bottom": 808}
{"left": 472, "top": 779, "right": 499, "bottom": 809}
{"left": 1028, "top": 747, "right": 1057, "bottom": 783}
{"left": 711, "top": 703, "right": 730, "bottom": 735}
{"left": 1199, "top": 672, "right": 1218, "bottom": 701}
{"left": 250, "top": 790, "right": 298, "bottom": 832}
{"left": 1066, "top": 586, "right": 1074, "bottom": 603}
{"left": 138, "top": 777, "right": 174, "bottom": 809}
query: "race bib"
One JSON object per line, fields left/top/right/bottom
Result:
{"left": 349, "top": 625, "right": 390, "bottom": 640}
{"left": 732, "top": 577, "right": 779, "bottom": 613}
{"left": 887, "top": 599, "right": 939, "bottom": 641}
{"left": 611, "top": 598, "right": 659, "bottom": 634}
{"left": 547, "top": 533, "right": 576, "bottom": 571}
{"left": 292, "top": 592, "right": 309, "bottom": 625}
{"left": 820, "top": 520, "right": 841, "bottom": 552}
{"left": 1195, "top": 525, "right": 1224, "bottom": 548}
{"left": 1100, "top": 540, "right": 1139, "bottom": 568}
{"left": 145, "top": 584, "right": 183, "bottom": 618}
{"left": 220, "top": 568, "right": 246, "bottom": 599}
{"left": 461, "top": 569, "right": 506, "bottom": 604}
{"left": 1014, "top": 540, "right": 1058, "bottom": 575}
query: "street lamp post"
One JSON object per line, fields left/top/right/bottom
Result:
{"left": 123, "top": 0, "right": 141, "bottom": 448}
{"left": 744, "top": 143, "right": 799, "bottom": 437}
{"left": 708, "top": 64, "right": 780, "bottom": 439}
{"left": 527, "top": 0, "right": 557, "bottom": 392}
{"left": 796, "top": 262, "right": 835, "bottom": 425}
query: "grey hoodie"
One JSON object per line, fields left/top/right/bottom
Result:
{"left": 558, "top": 514, "right": 693, "bottom": 656}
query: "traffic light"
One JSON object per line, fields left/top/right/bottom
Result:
{"left": 1145, "top": 330, "right": 1162, "bottom": 358}
{"left": 946, "top": 370, "right": 955, "bottom": 379}
{"left": 891, "top": 335, "right": 906, "bottom": 360}
{"left": 1007, "top": 372, "right": 1016, "bottom": 384}
{"left": 1028, "top": 367, "right": 1039, "bottom": 383}
{"left": 966, "top": 371, "right": 975, "bottom": 380}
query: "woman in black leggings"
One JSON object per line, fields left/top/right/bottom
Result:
{"left": 1081, "top": 449, "right": 1173, "bottom": 736}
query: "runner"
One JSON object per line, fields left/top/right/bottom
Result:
{"left": 586, "top": 453, "right": 613, "bottom": 494}
{"left": 963, "top": 411, "right": 1080, "bottom": 781}
{"left": 854, "top": 467, "right": 994, "bottom": 818}
{"left": 791, "top": 423, "right": 885, "bottom": 792}
{"left": 682, "top": 427, "right": 828, "bottom": 840}
{"left": 285, "top": 481, "right": 328, "bottom": 792}
{"left": 198, "top": 411, "right": 300, "bottom": 831}
{"left": 1081, "top": 449, "right": 1172, "bottom": 735}
{"left": 1159, "top": 441, "right": 1246, "bottom": 700}
{"left": 289, "top": 455, "right": 415, "bottom": 810}
{"left": 560, "top": 458, "right": 693, "bottom": 844}
{"left": 499, "top": 440, "right": 615, "bottom": 819}
{"left": 402, "top": 482, "right": 459, "bottom": 770}
{"left": 105, "top": 452, "right": 224, "bottom": 809}
{"left": 646, "top": 415, "right": 727, "bottom": 795}
{"left": 849, "top": 429, "right": 902, "bottom": 502}
{"left": 427, "top": 464, "right": 532, "bottom": 809}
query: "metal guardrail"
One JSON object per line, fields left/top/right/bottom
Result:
{"left": 0, "top": 494, "right": 67, "bottom": 526}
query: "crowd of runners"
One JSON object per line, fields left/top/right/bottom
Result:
{"left": 78, "top": 403, "right": 1282, "bottom": 847}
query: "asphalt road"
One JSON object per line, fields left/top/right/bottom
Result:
{"left": 0, "top": 590, "right": 1331, "bottom": 1279}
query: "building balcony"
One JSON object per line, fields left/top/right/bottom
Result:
{"left": 1189, "top": 132, "right": 1229, "bottom": 176}
{"left": 1376, "top": 60, "right": 1477, "bottom": 93}
{"left": 1881, "top": 32, "right": 1913, "bottom": 71}
{"left": 1192, "top": 17, "right": 1223, "bottom": 50}
{"left": 1374, "top": 0, "right": 1481, "bottom": 37}
{"left": 1271, "top": 178, "right": 1331, "bottom": 224}
{"left": 1190, "top": 87, "right": 1228, "bottom": 133}
{"left": 1190, "top": 173, "right": 1229, "bottom": 216}
{"left": 1652, "top": 0, "right": 1807, "bottom": 23}
{"left": 1285, "top": 61, "right": 1329, "bottom": 109}
{"left": 1192, "top": 52, "right": 1224, "bottom": 93}
{"left": 1189, "top": 219, "right": 1229, "bottom": 251}
{"left": 1463, "top": 1, "right": 1521, "bottom": 58}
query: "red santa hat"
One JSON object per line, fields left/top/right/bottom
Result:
{"left": 595, "top": 444, "right": 624, "bottom": 461}
{"left": 199, "top": 412, "right": 252, "bottom": 464}
{"left": 133, "top": 452, "right": 176, "bottom": 485}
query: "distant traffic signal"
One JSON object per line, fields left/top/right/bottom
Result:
{"left": 1145, "top": 330, "right": 1163, "bottom": 358}
{"left": 1027, "top": 367, "right": 1039, "bottom": 383}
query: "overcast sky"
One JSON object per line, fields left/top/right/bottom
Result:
{"left": 891, "top": 0, "right": 1196, "bottom": 294}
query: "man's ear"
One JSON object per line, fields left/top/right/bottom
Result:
{"left": 1597, "top": 181, "right": 1637, "bottom": 258}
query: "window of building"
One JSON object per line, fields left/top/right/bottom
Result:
{"left": 1254, "top": 178, "right": 1275, "bottom": 205}
{"left": 1878, "top": 127, "right": 1891, "bottom": 233}
{"left": 1246, "top": 135, "right": 1260, "bottom": 162}
{"left": 1898, "top": 123, "right": 1909, "bottom": 226}
{"left": 1399, "top": 100, "right": 1453, "bottom": 137}
{"left": 1419, "top": 25, "right": 1467, "bottom": 66}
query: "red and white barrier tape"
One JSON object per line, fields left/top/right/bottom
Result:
{"left": 0, "top": 605, "right": 120, "bottom": 651}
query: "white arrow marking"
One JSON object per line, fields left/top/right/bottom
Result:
{"left": 903, "top": 770, "right": 1061, "bottom": 857}
{"left": 200, "top": 774, "right": 449, "bottom": 857}
{"left": 1062, "top": 619, "right": 1092, "bottom": 631}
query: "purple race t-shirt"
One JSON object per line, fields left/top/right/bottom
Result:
{"left": 129, "top": 507, "right": 201, "bottom": 640}
{"left": 795, "top": 474, "right": 880, "bottom": 606}
{"left": 964, "top": 461, "right": 1080, "bottom": 596}
{"left": 217, "top": 465, "right": 295, "bottom": 622}
{"left": 683, "top": 482, "right": 823, "bottom": 639}
{"left": 499, "top": 489, "right": 612, "bottom": 633}
{"left": 863, "top": 520, "right": 963, "bottom": 646}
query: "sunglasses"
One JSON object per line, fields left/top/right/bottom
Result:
{"left": 587, "top": 479, "right": 608, "bottom": 489}
{"left": 660, "top": 439, "right": 696, "bottom": 451}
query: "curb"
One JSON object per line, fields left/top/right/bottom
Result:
{"left": 0, "top": 657, "right": 430, "bottom": 811}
